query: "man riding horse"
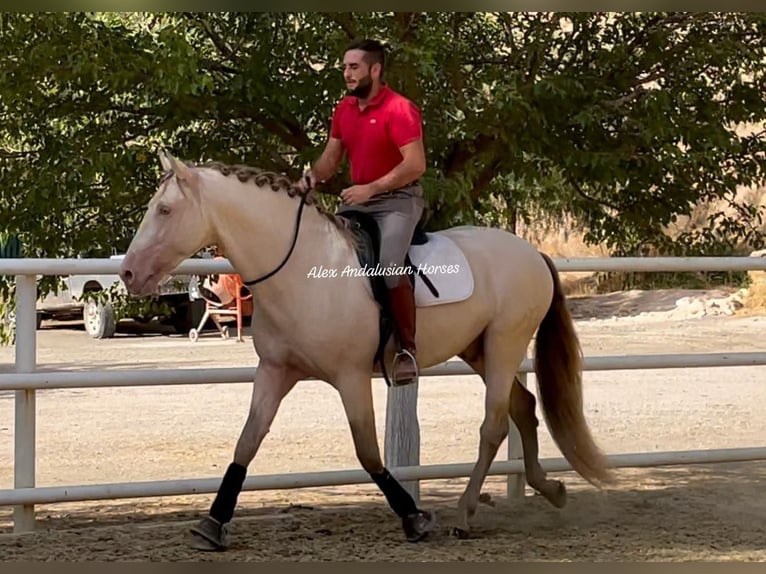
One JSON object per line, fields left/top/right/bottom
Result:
{"left": 296, "top": 38, "right": 426, "bottom": 386}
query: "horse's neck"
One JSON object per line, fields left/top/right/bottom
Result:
{"left": 206, "top": 182, "right": 357, "bottom": 309}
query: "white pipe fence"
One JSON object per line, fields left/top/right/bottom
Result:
{"left": 1, "top": 255, "right": 766, "bottom": 534}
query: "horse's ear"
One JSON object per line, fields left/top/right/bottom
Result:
{"left": 159, "top": 149, "right": 172, "bottom": 172}
{"left": 159, "top": 149, "right": 193, "bottom": 183}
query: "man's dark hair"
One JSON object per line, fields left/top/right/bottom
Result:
{"left": 345, "top": 38, "right": 386, "bottom": 72}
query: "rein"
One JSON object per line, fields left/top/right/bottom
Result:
{"left": 242, "top": 190, "right": 308, "bottom": 287}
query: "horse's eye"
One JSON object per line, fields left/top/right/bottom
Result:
{"left": 158, "top": 204, "right": 171, "bottom": 216}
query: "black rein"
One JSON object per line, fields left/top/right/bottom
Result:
{"left": 242, "top": 190, "right": 308, "bottom": 287}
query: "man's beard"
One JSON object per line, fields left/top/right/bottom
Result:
{"left": 348, "top": 75, "right": 373, "bottom": 98}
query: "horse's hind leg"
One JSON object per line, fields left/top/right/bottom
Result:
{"left": 453, "top": 331, "right": 525, "bottom": 538}
{"left": 189, "top": 361, "right": 301, "bottom": 551}
{"left": 335, "top": 370, "right": 436, "bottom": 543}
{"left": 509, "top": 376, "right": 567, "bottom": 508}
{"left": 459, "top": 335, "right": 565, "bottom": 509}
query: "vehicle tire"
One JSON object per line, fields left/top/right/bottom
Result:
{"left": 83, "top": 299, "right": 117, "bottom": 339}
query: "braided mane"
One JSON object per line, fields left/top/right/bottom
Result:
{"left": 160, "top": 159, "right": 357, "bottom": 244}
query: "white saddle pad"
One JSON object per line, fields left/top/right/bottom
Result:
{"left": 407, "top": 233, "right": 474, "bottom": 307}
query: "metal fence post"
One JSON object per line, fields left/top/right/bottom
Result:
{"left": 14, "top": 274, "right": 37, "bottom": 532}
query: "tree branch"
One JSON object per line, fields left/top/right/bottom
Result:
{"left": 139, "top": 90, "right": 314, "bottom": 153}
{"left": 327, "top": 13, "right": 357, "bottom": 40}
{"left": 259, "top": 117, "right": 311, "bottom": 151}
{"left": 626, "top": 11, "right": 701, "bottom": 57}
{"left": 448, "top": 14, "right": 468, "bottom": 106}
{"left": 603, "top": 71, "right": 668, "bottom": 109}
{"left": 444, "top": 134, "right": 496, "bottom": 178}
{"left": 626, "top": 13, "right": 664, "bottom": 53}
{"left": 570, "top": 180, "right": 622, "bottom": 212}
{"left": 523, "top": 17, "right": 543, "bottom": 83}
{"left": 189, "top": 15, "right": 236, "bottom": 62}
{"left": 394, "top": 12, "right": 420, "bottom": 43}
{"left": 465, "top": 57, "right": 511, "bottom": 67}
{"left": 552, "top": 15, "right": 578, "bottom": 72}
{"left": 604, "top": 85, "right": 650, "bottom": 109}
{"left": 469, "top": 158, "right": 502, "bottom": 203}
{"left": 496, "top": 12, "right": 518, "bottom": 54}
{"left": 199, "top": 58, "right": 240, "bottom": 75}
{"left": 0, "top": 150, "right": 34, "bottom": 159}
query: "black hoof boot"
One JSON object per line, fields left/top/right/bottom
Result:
{"left": 189, "top": 515, "right": 229, "bottom": 551}
{"left": 402, "top": 509, "right": 436, "bottom": 542}
{"left": 450, "top": 526, "right": 471, "bottom": 539}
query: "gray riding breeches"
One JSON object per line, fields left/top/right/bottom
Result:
{"left": 336, "top": 183, "right": 425, "bottom": 288}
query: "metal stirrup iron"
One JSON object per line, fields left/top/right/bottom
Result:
{"left": 392, "top": 349, "right": 419, "bottom": 385}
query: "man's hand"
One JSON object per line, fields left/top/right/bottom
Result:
{"left": 341, "top": 184, "right": 377, "bottom": 205}
{"left": 295, "top": 170, "right": 317, "bottom": 193}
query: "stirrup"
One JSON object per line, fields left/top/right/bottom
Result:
{"left": 392, "top": 349, "right": 419, "bottom": 386}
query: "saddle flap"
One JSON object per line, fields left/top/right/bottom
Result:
{"left": 407, "top": 233, "right": 474, "bottom": 307}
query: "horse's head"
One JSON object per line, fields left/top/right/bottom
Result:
{"left": 119, "top": 150, "right": 212, "bottom": 296}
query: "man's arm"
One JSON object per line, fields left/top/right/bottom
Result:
{"left": 368, "top": 138, "right": 426, "bottom": 195}
{"left": 310, "top": 136, "right": 345, "bottom": 183}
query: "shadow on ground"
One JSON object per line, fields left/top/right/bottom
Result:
{"left": 1, "top": 462, "right": 764, "bottom": 561}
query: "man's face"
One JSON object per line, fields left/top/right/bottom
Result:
{"left": 343, "top": 49, "right": 377, "bottom": 98}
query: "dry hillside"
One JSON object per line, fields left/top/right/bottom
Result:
{"left": 517, "top": 179, "right": 766, "bottom": 302}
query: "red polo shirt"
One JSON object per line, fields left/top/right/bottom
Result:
{"left": 330, "top": 84, "right": 423, "bottom": 185}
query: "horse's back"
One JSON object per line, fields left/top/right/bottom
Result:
{"left": 405, "top": 224, "right": 554, "bottom": 366}
{"left": 435, "top": 224, "right": 550, "bottom": 274}
{"left": 434, "top": 224, "right": 555, "bottom": 313}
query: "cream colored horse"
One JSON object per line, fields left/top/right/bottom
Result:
{"left": 119, "top": 151, "right": 615, "bottom": 551}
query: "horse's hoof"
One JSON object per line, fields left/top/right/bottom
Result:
{"left": 479, "top": 492, "right": 495, "bottom": 507}
{"left": 541, "top": 480, "right": 567, "bottom": 509}
{"left": 402, "top": 509, "right": 436, "bottom": 542}
{"left": 189, "top": 516, "right": 229, "bottom": 551}
{"left": 450, "top": 526, "right": 471, "bottom": 539}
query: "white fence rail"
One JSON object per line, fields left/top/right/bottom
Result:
{"left": 2, "top": 256, "right": 766, "bottom": 534}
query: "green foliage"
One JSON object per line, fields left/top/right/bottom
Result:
{"left": 1, "top": 12, "right": 766, "bottom": 331}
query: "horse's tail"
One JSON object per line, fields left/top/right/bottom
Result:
{"left": 533, "top": 252, "right": 616, "bottom": 487}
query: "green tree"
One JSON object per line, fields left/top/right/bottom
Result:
{"left": 2, "top": 12, "right": 766, "bottom": 341}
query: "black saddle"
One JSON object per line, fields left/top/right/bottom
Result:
{"left": 336, "top": 210, "right": 437, "bottom": 386}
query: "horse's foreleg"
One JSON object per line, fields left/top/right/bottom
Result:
{"left": 189, "top": 362, "right": 300, "bottom": 551}
{"left": 509, "top": 376, "right": 567, "bottom": 507}
{"left": 336, "top": 372, "right": 436, "bottom": 543}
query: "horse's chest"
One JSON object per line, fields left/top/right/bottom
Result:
{"left": 250, "top": 317, "right": 321, "bottom": 363}
{"left": 247, "top": 290, "right": 378, "bottom": 378}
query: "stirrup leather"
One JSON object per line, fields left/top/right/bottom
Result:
{"left": 392, "top": 349, "right": 419, "bottom": 386}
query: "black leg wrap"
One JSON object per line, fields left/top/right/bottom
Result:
{"left": 209, "top": 462, "right": 247, "bottom": 524}
{"left": 370, "top": 467, "right": 418, "bottom": 518}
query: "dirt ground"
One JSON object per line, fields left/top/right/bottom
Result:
{"left": 1, "top": 288, "right": 765, "bottom": 561}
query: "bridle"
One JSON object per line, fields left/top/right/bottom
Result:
{"left": 241, "top": 179, "right": 310, "bottom": 287}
